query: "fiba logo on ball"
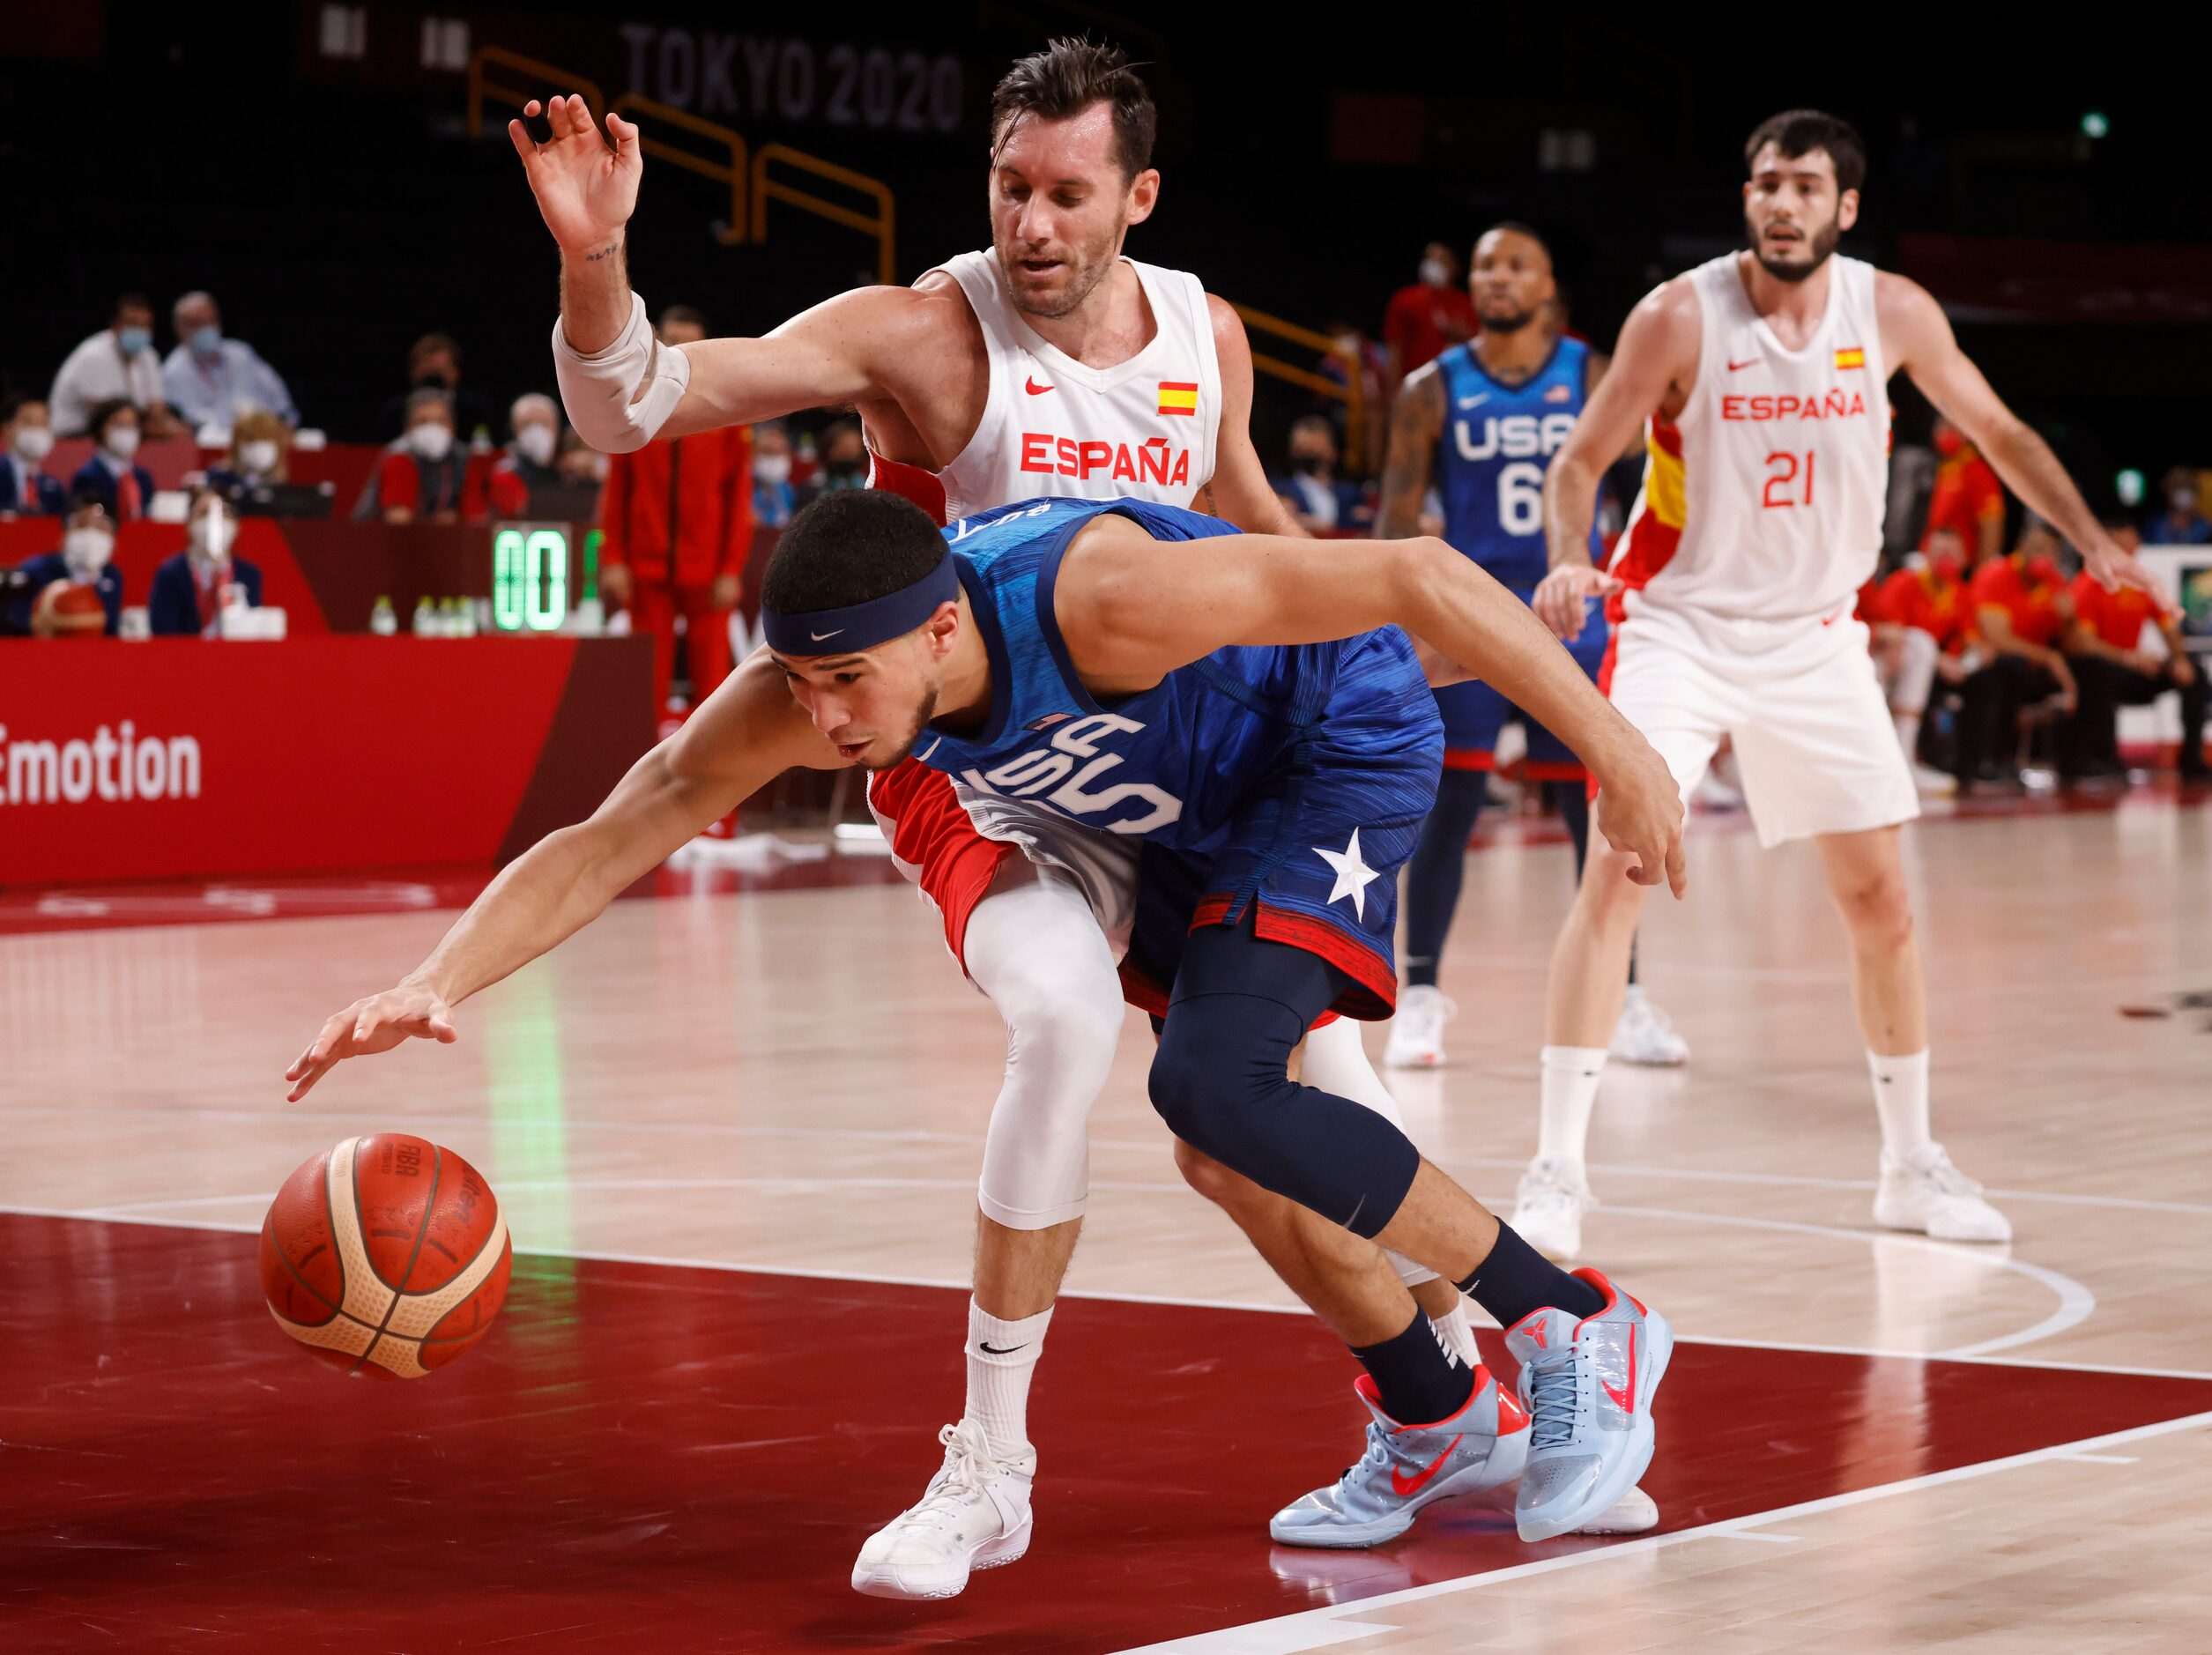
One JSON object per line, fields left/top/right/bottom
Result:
{"left": 259, "top": 1134, "right": 513, "bottom": 1378}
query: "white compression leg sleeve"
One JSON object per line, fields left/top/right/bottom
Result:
{"left": 1298, "top": 1016, "right": 1438, "bottom": 1288}
{"left": 962, "top": 860, "right": 1126, "bottom": 1230}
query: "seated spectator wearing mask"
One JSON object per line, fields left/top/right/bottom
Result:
{"left": 149, "top": 487, "right": 264, "bottom": 637}
{"left": 204, "top": 410, "right": 293, "bottom": 500}
{"left": 816, "top": 417, "right": 869, "bottom": 491}
{"left": 1922, "top": 416, "right": 2006, "bottom": 567}
{"left": 750, "top": 420, "right": 808, "bottom": 527}
{"left": 1867, "top": 528, "right": 1974, "bottom": 794}
{"left": 1, "top": 397, "right": 66, "bottom": 516}
{"left": 355, "top": 390, "right": 465, "bottom": 523}
{"left": 378, "top": 332, "right": 495, "bottom": 449}
{"left": 1271, "top": 414, "right": 1370, "bottom": 534}
{"left": 1382, "top": 241, "right": 1478, "bottom": 384}
{"left": 1952, "top": 523, "right": 2080, "bottom": 787}
{"left": 2063, "top": 516, "right": 2208, "bottom": 783}
{"left": 479, "top": 393, "right": 564, "bottom": 518}
{"left": 160, "top": 292, "right": 298, "bottom": 434}
{"left": 2145, "top": 466, "right": 2211, "bottom": 545}
{"left": 48, "top": 293, "right": 183, "bottom": 439}
{"left": 10, "top": 501, "right": 122, "bottom": 637}
{"left": 69, "top": 400, "right": 159, "bottom": 522}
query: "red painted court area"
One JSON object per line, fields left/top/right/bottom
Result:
{"left": 4, "top": 1214, "right": 2208, "bottom": 1653}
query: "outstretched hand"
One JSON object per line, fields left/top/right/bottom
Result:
{"left": 286, "top": 982, "right": 458, "bottom": 1102}
{"left": 508, "top": 94, "right": 642, "bottom": 255}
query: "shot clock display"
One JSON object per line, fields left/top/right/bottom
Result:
{"left": 491, "top": 524, "right": 599, "bottom": 632}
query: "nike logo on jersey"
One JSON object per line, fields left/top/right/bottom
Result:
{"left": 1726, "top": 357, "right": 1761, "bottom": 372}
{"left": 978, "top": 1341, "right": 1028, "bottom": 1355}
{"left": 810, "top": 628, "right": 844, "bottom": 641}
{"left": 1391, "top": 1435, "right": 1466, "bottom": 1498}
{"left": 1456, "top": 392, "right": 1490, "bottom": 410}
{"left": 1025, "top": 376, "right": 1055, "bottom": 395}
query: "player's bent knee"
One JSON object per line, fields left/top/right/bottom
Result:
{"left": 1171, "top": 1138, "right": 1253, "bottom": 1208}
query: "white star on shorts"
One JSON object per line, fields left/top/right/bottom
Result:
{"left": 1315, "top": 828, "right": 1380, "bottom": 921}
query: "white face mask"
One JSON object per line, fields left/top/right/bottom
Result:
{"left": 63, "top": 528, "right": 115, "bottom": 575}
{"left": 13, "top": 426, "right": 54, "bottom": 463}
{"left": 407, "top": 422, "right": 455, "bottom": 462}
{"left": 240, "top": 440, "right": 280, "bottom": 476}
{"left": 753, "top": 452, "right": 792, "bottom": 486}
{"left": 515, "top": 424, "right": 557, "bottom": 466}
{"left": 189, "top": 515, "right": 235, "bottom": 562}
{"left": 104, "top": 426, "right": 143, "bottom": 460}
{"left": 1419, "top": 257, "right": 1451, "bottom": 287}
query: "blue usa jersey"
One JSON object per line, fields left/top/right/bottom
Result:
{"left": 922, "top": 496, "right": 1444, "bottom": 1019}
{"left": 1435, "top": 336, "right": 1602, "bottom": 591}
{"left": 924, "top": 495, "right": 1438, "bottom": 852}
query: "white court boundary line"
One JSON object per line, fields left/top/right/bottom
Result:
{"left": 3, "top": 1199, "right": 2201, "bottom": 1383}
{"left": 1112, "top": 1409, "right": 2212, "bottom": 1655}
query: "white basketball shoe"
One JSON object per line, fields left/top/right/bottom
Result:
{"left": 851, "top": 1420, "right": 1034, "bottom": 1600}
{"left": 1510, "top": 1156, "right": 1596, "bottom": 1262}
{"left": 1873, "top": 1143, "right": 2012, "bottom": 1243}
{"left": 1384, "top": 985, "right": 1456, "bottom": 1070}
{"left": 1609, "top": 985, "right": 1689, "bottom": 1066}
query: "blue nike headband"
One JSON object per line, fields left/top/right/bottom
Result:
{"left": 760, "top": 554, "right": 961, "bottom": 657}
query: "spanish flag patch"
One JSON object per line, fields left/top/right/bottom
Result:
{"left": 1834, "top": 346, "right": 1866, "bottom": 370}
{"left": 1157, "top": 381, "right": 1199, "bottom": 416}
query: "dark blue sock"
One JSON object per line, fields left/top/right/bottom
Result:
{"left": 1455, "top": 1221, "right": 1605, "bottom": 1329}
{"left": 1351, "top": 1310, "right": 1475, "bottom": 1425}
{"left": 1401, "top": 768, "right": 1488, "bottom": 990}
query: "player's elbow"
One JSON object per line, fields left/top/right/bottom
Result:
{"left": 1388, "top": 537, "right": 1462, "bottom": 628}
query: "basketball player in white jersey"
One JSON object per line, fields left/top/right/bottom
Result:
{"left": 501, "top": 43, "right": 1623, "bottom": 1596}
{"left": 1508, "top": 111, "right": 2158, "bottom": 1258}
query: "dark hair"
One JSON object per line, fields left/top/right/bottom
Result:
{"left": 87, "top": 397, "right": 138, "bottom": 442}
{"left": 991, "top": 38, "right": 1156, "bottom": 182}
{"left": 659, "top": 304, "right": 706, "bottom": 330}
{"left": 1477, "top": 220, "right": 1552, "bottom": 261}
{"left": 762, "top": 490, "right": 946, "bottom": 618}
{"left": 1745, "top": 110, "right": 1866, "bottom": 194}
{"left": 112, "top": 293, "right": 152, "bottom": 322}
{"left": 408, "top": 331, "right": 462, "bottom": 372}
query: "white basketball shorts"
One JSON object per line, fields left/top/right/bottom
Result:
{"left": 1605, "top": 592, "right": 1920, "bottom": 849}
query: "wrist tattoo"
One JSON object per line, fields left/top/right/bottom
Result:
{"left": 580, "top": 240, "right": 622, "bottom": 263}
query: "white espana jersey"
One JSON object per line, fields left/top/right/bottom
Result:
{"left": 914, "top": 249, "right": 1221, "bottom": 521}
{"left": 1614, "top": 252, "right": 1889, "bottom": 625}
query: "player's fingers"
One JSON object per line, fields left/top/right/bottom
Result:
{"left": 607, "top": 110, "right": 640, "bottom": 156}
{"left": 523, "top": 98, "right": 544, "bottom": 118}
{"left": 507, "top": 118, "right": 537, "bottom": 165}
{"left": 1665, "top": 831, "right": 1689, "bottom": 899}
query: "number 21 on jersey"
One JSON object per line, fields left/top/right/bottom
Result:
{"left": 1763, "top": 449, "right": 1815, "bottom": 509}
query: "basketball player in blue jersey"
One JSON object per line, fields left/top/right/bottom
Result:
{"left": 1379, "top": 223, "right": 1686, "bottom": 1075}
{"left": 290, "top": 486, "right": 1688, "bottom": 1548}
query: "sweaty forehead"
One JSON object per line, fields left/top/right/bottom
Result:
{"left": 994, "top": 104, "right": 1121, "bottom": 182}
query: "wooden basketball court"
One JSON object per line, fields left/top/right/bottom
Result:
{"left": 4, "top": 791, "right": 2208, "bottom": 1650}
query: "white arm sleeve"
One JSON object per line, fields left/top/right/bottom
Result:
{"left": 551, "top": 292, "right": 692, "bottom": 455}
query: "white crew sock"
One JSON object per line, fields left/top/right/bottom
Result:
{"left": 964, "top": 1299, "right": 1050, "bottom": 1460}
{"left": 1537, "top": 1045, "right": 1608, "bottom": 1171}
{"left": 1868, "top": 1049, "right": 1932, "bottom": 1157}
{"left": 1429, "top": 1299, "right": 1481, "bottom": 1370}
{"left": 1893, "top": 711, "right": 1922, "bottom": 759}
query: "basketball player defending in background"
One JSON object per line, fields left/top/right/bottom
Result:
{"left": 1509, "top": 110, "right": 2158, "bottom": 1258}
{"left": 471, "top": 42, "right": 1563, "bottom": 1595}
{"left": 1378, "top": 222, "right": 1686, "bottom": 1072}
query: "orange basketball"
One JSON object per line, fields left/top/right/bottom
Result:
{"left": 260, "top": 1133, "right": 512, "bottom": 1379}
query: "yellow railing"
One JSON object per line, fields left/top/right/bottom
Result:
{"left": 467, "top": 46, "right": 602, "bottom": 134}
{"left": 751, "top": 144, "right": 897, "bottom": 286}
{"left": 1235, "top": 305, "right": 1368, "bottom": 471}
{"left": 466, "top": 47, "right": 893, "bottom": 279}
{"left": 612, "top": 93, "right": 748, "bottom": 247}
